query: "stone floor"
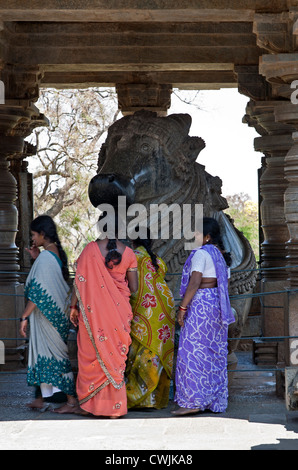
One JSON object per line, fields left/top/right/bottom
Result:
{"left": 0, "top": 351, "right": 298, "bottom": 450}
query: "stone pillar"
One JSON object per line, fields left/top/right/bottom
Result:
{"left": 9, "top": 156, "right": 34, "bottom": 272}
{"left": 243, "top": 99, "right": 293, "bottom": 394}
{"left": 259, "top": 49, "right": 298, "bottom": 408}
{"left": 238, "top": 65, "right": 292, "bottom": 355}
{"left": 9, "top": 126, "right": 47, "bottom": 272}
{"left": 245, "top": 100, "right": 293, "bottom": 279}
{"left": 276, "top": 102, "right": 298, "bottom": 410}
{"left": 0, "top": 65, "right": 45, "bottom": 369}
{"left": 250, "top": 6, "right": 298, "bottom": 405}
{"left": 0, "top": 125, "right": 25, "bottom": 369}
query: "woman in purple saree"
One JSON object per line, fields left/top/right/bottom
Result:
{"left": 172, "top": 217, "right": 235, "bottom": 416}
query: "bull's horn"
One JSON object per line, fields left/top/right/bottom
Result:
{"left": 167, "top": 113, "right": 192, "bottom": 134}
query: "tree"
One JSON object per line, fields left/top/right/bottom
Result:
{"left": 26, "top": 87, "right": 120, "bottom": 267}
{"left": 224, "top": 193, "right": 259, "bottom": 261}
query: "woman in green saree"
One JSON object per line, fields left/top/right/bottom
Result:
{"left": 19, "top": 215, "right": 77, "bottom": 412}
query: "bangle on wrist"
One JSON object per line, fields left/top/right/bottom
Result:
{"left": 20, "top": 317, "right": 28, "bottom": 322}
{"left": 178, "top": 305, "right": 187, "bottom": 311}
{"left": 70, "top": 305, "right": 78, "bottom": 310}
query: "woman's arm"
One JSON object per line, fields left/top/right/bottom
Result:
{"left": 126, "top": 269, "right": 138, "bottom": 293}
{"left": 177, "top": 271, "right": 202, "bottom": 327}
{"left": 19, "top": 300, "right": 37, "bottom": 337}
{"left": 69, "top": 289, "right": 79, "bottom": 327}
{"left": 70, "top": 289, "right": 78, "bottom": 306}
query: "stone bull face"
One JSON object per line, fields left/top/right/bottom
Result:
{"left": 89, "top": 132, "right": 180, "bottom": 208}
{"left": 88, "top": 110, "right": 205, "bottom": 209}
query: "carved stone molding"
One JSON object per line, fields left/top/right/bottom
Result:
{"left": 259, "top": 52, "right": 298, "bottom": 85}
{"left": 236, "top": 65, "right": 272, "bottom": 102}
{"left": 253, "top": 12, "right": 294, "bottom": 54}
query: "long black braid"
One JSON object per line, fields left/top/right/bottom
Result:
{"left": 98, "top": 212, "right": 122, "bottom": 269}
{"left": 133, "top": 229, "right": 159, "bottom": 272}
{"left": 30, "top": 215, "right": 70, "bottom": 281}
{"left": 203, "top": 217, "right": 232, "bottom": 267}
{"left": 53, "top": 232, "right": 69, "bottom": 281}
{"left": 105, "top": 238, "right": 122, "bottom": 269}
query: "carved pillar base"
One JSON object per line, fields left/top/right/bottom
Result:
{"left": 285, "top": 367, "right": 298, "bottom": 411}
{"left": 0, "top": 284, "right": 24, "bottom": 370}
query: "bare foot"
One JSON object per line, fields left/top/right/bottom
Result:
{"left": 171, "top": 407, "right": 200, "bottom": 416}
{"left": 26, "top": 397, "right": 45, "bottom": 410}
{"left": 52, "top": 402, "right": 80, "bottom": 414}
{"left": 74, "top": 408, "right": 92, "bottom": 416}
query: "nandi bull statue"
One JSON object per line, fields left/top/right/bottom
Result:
{"left": 88, "top": 109, "right": 257, "bottom": 372}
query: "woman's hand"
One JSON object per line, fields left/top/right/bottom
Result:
{"left": 70, "top": 308, "right": 79, "bottom": 327}
{"left": 25, "top": 242, "right": 40, "bottom": 260}
{"left": 177, "top": 308, "right": 187, "bottom": 328}
{"left": 19, "top": 318, "right": 28, "bottom": 338}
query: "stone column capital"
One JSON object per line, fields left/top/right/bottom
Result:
{"left": 0, "top": 64, "right": 44, "bottom": 103}
{"left": 244, "top": 99, "right": 295, "bottom": 136}
{"left": 260, "top": 53, "right": 298, "bottom": 86}
{"left": 116, "top": 83, "right": 172, "bottom": 116}
{"left": 235, "top": 65, "right": 273, "bottom": 101}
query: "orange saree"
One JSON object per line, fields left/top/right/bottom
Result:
{"left": 74, "top": 241, "right": 137, "bottom": 417}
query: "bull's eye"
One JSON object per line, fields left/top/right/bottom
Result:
{"left": 141, "top": 143, "right": 151, "bottom": 152}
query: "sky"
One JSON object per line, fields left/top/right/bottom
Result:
{"left": 169, "top": 88, "right": 261, "bottom": 202}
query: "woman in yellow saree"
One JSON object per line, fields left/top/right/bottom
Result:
{"left": 125, "top": 235, "right": 175, "bottom": 409}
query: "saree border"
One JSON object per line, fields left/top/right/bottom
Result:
{"left": 78, "top": 379, "right": 110, "bottom": 405}
{"left": 74, "top": 282, "right": 125, "bottom": 393}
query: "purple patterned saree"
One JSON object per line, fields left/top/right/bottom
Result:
{"left": 174, "top": 244, "right": 235, "bottom": 413}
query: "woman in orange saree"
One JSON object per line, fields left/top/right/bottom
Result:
{"left": 69, "top": 236, "right": 138, "bottom": 418}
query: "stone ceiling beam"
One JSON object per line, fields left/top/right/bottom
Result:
{"left": 0, "top": 0, "right": 290, "bottom": 23}
{"left": 5, "top": 19, "right": 261, "bottom": 70}
{"left": 11, "top": 46, "right": 260, "bottom": 69}
{"left": 2, "top": 22, "right": 258, "bottom": 38}
{"left": 41, "top": 70, "right": 237, "bottom": 90}
{"left": 0, "top": 15, "right": 264, "bottom": 90}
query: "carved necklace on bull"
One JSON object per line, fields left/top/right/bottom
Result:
{"left": 150, "top": 164, "right": 203, "bottom": 260}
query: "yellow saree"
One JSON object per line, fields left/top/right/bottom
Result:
{"left": 126, "top": 246, "right": 175, "bottom": 409}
